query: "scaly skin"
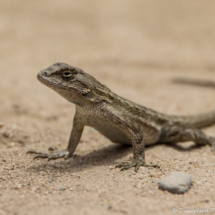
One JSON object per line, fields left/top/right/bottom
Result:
{"left": 27, "top": 63, "right": 215, "bottom": 172}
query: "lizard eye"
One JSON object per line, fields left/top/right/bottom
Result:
{"left": 62, "top": 71, "right": 73, "bottom": 78}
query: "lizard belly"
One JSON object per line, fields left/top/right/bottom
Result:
{"left": 140, "top": 124, "right": 161, "bottom": 146}
{"left": 82, "top": 115, "right": 161, "bottom": 146}
{"left": 93, "top": 122, "right": 161, "bottom": 146}
{"left": 79, "top": 116, "right": 130, "bottom": 144}
{"left": 90, "top": 120, "right": 132, "bottom": 145}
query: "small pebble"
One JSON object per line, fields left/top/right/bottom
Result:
{"left": 13, "top": 184, "right": 22, "bottom": 189}
{"left": 48, "top": 147, "right": 57, "bottom": 151}
{"left": 149, "top": 173, "right": 155, "bottom": 177}
{"left": 32, "top": 187, "right": 40, "bottom": 192}
{"left": 60, "top": 187, "right": 66, "bottom": 191}
{"left": 39, "top": 171, "right": 46, "bottom": 176}
{"left": 7, "top": 142, "right": 16, "bottom": 148}
{"left": 158, "top": 172, "right": 192, "bottom": 194}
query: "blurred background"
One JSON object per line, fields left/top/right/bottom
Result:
{"left": 1, "top": 0, "right": 215, "bottom": 114}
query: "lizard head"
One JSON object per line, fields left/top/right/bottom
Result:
{"left": 37, "top": 62, "right": 114, "bottom": 105}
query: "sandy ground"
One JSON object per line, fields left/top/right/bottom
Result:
{"left": 1, "top": 1, "right": 215, "bottom": 214}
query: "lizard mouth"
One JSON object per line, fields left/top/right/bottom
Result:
{"left": 37, "top": 73, "right": 77, "bottom": 92}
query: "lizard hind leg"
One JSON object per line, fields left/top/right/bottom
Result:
{"left": 160, "top": 124, "right": 215, "bottom": 150}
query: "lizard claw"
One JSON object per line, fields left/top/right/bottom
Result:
{"left": 27, "top": 150, "right": 49, "bottom": 159}
{"left": 115, "top": 159, "right": 160, "bottom": 172}
{"left": 27, "top": 150, "right": 70, "bottom": 161}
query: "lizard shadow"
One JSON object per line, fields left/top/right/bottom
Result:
{"left": 27, "top": 142, "right": 204, "bottom": 174}
{"left": 27, "top": 143, "right": 133, "bottom": 174}
{"left": 162, "top": 142, "right": 205, "bottom": 151}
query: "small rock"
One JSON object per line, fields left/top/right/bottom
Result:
{"left": 149, "top": 173, "right": 155, "bottom": 177}
{"left": 39, "top": 171, "right": 46, "bottom": 176}
{"left": 13, "top": 184, "right": 22, "bottom": 189}
{"left": 158, "top": 172, "right": 192, "bottom": 194}
{"left": 48, "top": 146, "right": 57, "bottom": 151}
{"left": 7, "top": 142, "right": 16, "bottom": 148}
{"left": 109, "top": 165, "right": 114, "bottom": 170}
{"left": 32, "top": 187, "right": 40, "bottom": 192}
{"left": 60, "top": 187, "right": 66, "bottom": 191}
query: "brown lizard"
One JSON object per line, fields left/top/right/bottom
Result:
{"left": 28, "top": 63, "right": 215, "bottom": 172}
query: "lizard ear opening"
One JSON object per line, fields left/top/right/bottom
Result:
{"left": 82, "top": 89, "right": 113, "bottom": 103}
{"left": 70, "top": 81, "right": 91, "bottom": 95}
{"left": 82, "top": 90, "right": 100, "bottom": 102}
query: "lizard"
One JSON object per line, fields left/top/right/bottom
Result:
{"left": 172, "top": 77, "right": 215, "bottom": 88}
{"left": 27, "top": 62, "right": 215, "bottom": 172}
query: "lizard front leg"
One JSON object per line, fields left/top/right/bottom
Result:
{"left": 27, "top": 112, "right": 84, "bottom": 161}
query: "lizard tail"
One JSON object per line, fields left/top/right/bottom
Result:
{"left": 172, "top": 77, "right": 215, "bottom": 129}
{"left": 173, "top": 110, "right": 215, "bottom": 129}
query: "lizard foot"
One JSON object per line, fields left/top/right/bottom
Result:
{"left": 27, "top": 150, "right": 70, "bottom": 161}
{"left": 115, "top": 159, "right": 160, "bottom": 172}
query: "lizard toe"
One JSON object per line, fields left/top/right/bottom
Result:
{"left": 27, "top": 149, "right": 70, "bottom": 161}
{"left": 27, "top": 150, "right": 47, "bottom": 155}
{"left": 47, "top": 150, "right": 70, "bottom": 161}
{"left": 26, "top": 150, "right": 49, "bottom": 159}
{"left": 116, "top": 159, "right": 159, "bottom": 172}
{"left": 33, "top": 154, "right": 49, "bottom": 159}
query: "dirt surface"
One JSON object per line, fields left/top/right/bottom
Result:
{"left": 1, "top": 1, "right": 215, "bottom": 214}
